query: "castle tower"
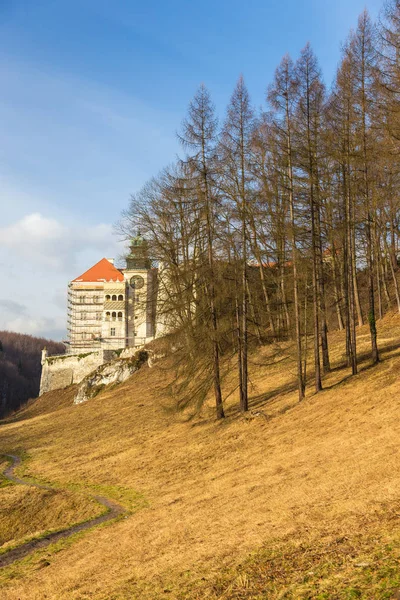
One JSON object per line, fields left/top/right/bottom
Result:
{"left": 126, "top": 233, "right": 151, "bottom": 270}
{"left": 123, "top": 233, "right": 157, "bottom": 347}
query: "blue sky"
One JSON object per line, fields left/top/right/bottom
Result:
{"left": 0, "top": 0, "right": 383, "bottom": 340}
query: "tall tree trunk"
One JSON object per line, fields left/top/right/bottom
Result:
{"left": 311, "top": 190, "right": 322, "bottom": 391}
{"left": 385, "top": 236, "right": 400, "bottom": 313}
{"left": 246, "top": 280, "right": 262, "bottom": 344}
{"left": 348, "top": 182, "right": 358, "bottom": 375}
{"left": 352, "top": 228, "right": 364, "bottom": 327}
{"left": 235, "top": 271, "right": 244, "bottom": 410}
{"left": 250, "top": 224, "right": 276, "bottom": 337}
{"left": 286, "top": 97, "right": 305, "bottom": 400}
{"left": 332, "top": 247, "right": 344, "bottom": 331}
{"left": 241, "top": 215, "right": 249, "bottom": 412}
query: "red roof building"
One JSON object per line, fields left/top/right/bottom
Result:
{"left": 67, "top": 241, "right": 158, "bottom": 353}
{"left": 72, "top": 258, "right": 124, "bottom": 283}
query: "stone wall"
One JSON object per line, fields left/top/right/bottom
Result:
{"left": 39, "top": 349, "right": 116, "bottom": 396}
{"left": 74, "top": 350, "right": 148, "bottom": 404}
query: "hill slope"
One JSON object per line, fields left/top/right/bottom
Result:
{"left": 1, "top": 314, "right": 400, "bottom": 598}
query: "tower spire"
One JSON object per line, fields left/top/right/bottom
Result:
{"left": 126, "top": 232, "right": 150, "bottom": 270}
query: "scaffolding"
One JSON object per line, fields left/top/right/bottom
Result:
{"left": 66, "top": 267, "right": 157, "bottom": 354}
{"left": 67, "top": 284, "right": 104, "bottom": 353}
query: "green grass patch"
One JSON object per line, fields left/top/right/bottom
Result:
{"left": 0, "top": 514, "right": 124, "bottom": 587}
{"left": 77, "top": 352, "right": 94, "bottom": 361}
{"left": 12, "top": 452, "right": 148, "bottom": 513}
{"left": 0, "top": 475, "right": 14, "bottom": 489}
{"left": 0, "top": 501, "right": 109, "bottom": 557}
{"left": 0, "top": 456, "right": 15, "bottom": 488}
{"left": 66, "top": 481, "right": 149, "bottom": 513}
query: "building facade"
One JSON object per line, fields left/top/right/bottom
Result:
{"left": 67, "top": 235, "right": 158, "bottom": 354}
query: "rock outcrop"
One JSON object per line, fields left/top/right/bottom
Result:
{"left": 73, "top": 350, "right": 148, "bottom": 405}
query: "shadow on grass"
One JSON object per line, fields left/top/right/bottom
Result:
{"left": 225, "top": 335, "right": 400, "bottom": 419}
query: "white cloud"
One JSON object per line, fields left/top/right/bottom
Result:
{"left": 0, "top": 212, "right": 118, "bottom": 271}
{"left": 4, "top": 315, "right": 65, "bottom": 341}
{"left": 1, "top": 212, "right": 65, "bottom": 245}
{"left": 0, "top": 212, "right": 125, "bottom": 339}
{"left": 0, "top": 292, "right": 66, "bottom": 340}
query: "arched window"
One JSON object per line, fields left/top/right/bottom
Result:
{"left": 112, "top": 295, "right": 117, "bottom": 301}
{"left": 81, "top": 312, "right": 86, "bottom": 320}
{"left": 105, "top": 295, "right": 111, "bottom": 301}
{"left": 105, "top": 312, "right": 110, "bottom": 321}
{"left": 117, "top": 311, "right": 123, "bottom": 321}
{"left": 93, "top": 296, "right": 99, "bottom": 304}
{"left": 112, "top": 312, "right": 117, "bottom": 321}
{"left": 118, "top": 294, "right": 124, "bottom": 301}
{"left": 80, "top": 295, "right": 86, "bottom": 304}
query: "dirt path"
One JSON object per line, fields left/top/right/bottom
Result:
{"left": 0, "top": 454, "right": 127, "bottom": 568}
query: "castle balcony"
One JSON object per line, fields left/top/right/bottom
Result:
{"left": 104, "top": 300, "right": 125, "bottom": 310}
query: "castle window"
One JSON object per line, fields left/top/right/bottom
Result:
{"left": 112, "top": 295, "right": 117, "bottom": 301}
{"left": 93, "top": 296, "right": 99, "bottom": 303}
{"left": 96, "top": 313, "right": 101, "bottom": 320}
{"left": 111, "top": 312, "right": 116, "bottom": 321}
{"left": 118, "top": 294, "right": 124, "bottom": 301}
{"left": 80, "top": 295, "right": 86, "bottom": 304}
{"left": 81, "top": 312, "right": 86, "bottom": 320}
{"left": 105, "top": 295, "right": 111, "bottom": 301}
{"left": 110, "top": 328, "right": 116, "bottom": 337}
{"left": 117, "top": 311, "right": 123, "bottom": 321}
{"left": 105, "top": 312, "right": 110, "bottom": 321}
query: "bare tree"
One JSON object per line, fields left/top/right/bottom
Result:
{"left": 220, "top": 76, "right": 255, "bottom": 412}
{"left": 179, "top": 84, "right": 225, "bottom": 419}
{"left": 268, "top": 55, "right": 306, "bottom": 400}
{"left": 295, "top": 43, "right": 328, "bottom": 390}
{"left": 349, "top": 11, "right": 380, "bottom": 364}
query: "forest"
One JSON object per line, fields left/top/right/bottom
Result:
{"left": 0, "top": 331, "right": 64, "bottom": 417}
{"left": 120, "top": 2, "right": 400, "bottom": 419}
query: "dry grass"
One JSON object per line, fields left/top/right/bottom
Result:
{"left": 1, "top": 313, "right": 400, "bottom": 598}
{"left": 0, "top": 482, "right": 103, "bottom": 550}
{"left": 174, "top": 511, "right": 400, "bottom": 599}
{"left": 0, "top": 452, "right": 104, "bottom": 554}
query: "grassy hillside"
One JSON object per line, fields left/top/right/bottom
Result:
{"left": 0, "top": 454, "right": 104, "bottom": 553}
{"left": 1, "top": 314, "right": 400, "bottom": 598}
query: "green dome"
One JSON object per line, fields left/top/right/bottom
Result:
{"left": 127, "top": 231, "right": 150, "bottom": 270}
{"left": 130, "top": 232, "right": 145, "bottom": 247}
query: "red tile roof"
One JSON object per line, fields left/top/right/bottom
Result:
{"left": 72, "top": 258, "right": 124, "bottom": 283}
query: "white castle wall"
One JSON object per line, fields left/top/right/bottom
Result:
{"left": 39, "top": 349, "right": 116, "bottom": 396}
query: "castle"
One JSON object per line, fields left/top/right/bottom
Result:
{"left": 66, "top": 234, "right": 158, "bottom": 353}
{"left": 39, "top": 235, "right": 162, "bottom": 395}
